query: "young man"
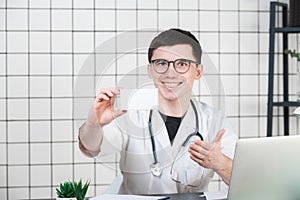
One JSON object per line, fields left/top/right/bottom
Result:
{"left": 78, "top": 28, "right": 238, "bottom": 194}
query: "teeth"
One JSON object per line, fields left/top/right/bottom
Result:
{"left": 163, "top": 82, "right": 180, "bottom": 88}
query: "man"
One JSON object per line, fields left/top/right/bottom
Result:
{"left": 78, "top": 28, "right": 238, "bottom": 194}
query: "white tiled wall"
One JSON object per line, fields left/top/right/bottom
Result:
{"left": 1, "top": 0, "right": 299, "bottom": 199}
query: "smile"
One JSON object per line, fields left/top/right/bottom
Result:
{"left": 162, "top": 82, "right": 182, "bottom": 89}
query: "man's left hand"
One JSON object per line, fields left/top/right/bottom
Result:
{"left": 188, "top": 129, "right": 232, "bottom": 185}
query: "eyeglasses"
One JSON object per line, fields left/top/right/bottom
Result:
{"left": 150, "top": 58, "right": 199, "bottom": 74}
{"left": 170, "top": 130, "right": 204, "bottom": 187}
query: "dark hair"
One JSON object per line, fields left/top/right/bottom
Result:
{"left": 148, "top": 28, "right": 202, "bottom": 64}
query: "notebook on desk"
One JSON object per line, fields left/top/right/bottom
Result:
{"left": 227, "top": 135, "right": 300, "bottom": 200}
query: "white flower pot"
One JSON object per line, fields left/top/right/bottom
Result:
{"left": 56, "top": 198, "right": 76, "bottom": 200}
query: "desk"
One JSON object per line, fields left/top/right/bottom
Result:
{"left": 24, "top": 195, "right": 205, "bottom": 200}
{"left": 162, "top": 192, "right": 206, "bottom": 199}
{"left": 25, "top": 192, "right": 227, "bottom": 200}
{"left": 155, "top": 192, "right": 227, "bottom": 200}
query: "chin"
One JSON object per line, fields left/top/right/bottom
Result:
{"left": 163, "top": 95, "right": 178, "bottom": 101}
{"left": 159, "top": 88, "right": 179, "bottom": 101}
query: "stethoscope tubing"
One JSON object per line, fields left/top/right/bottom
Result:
{"left": 148, "top": 109, "right": 158, "bottom": 164}
{"left": 148, "top": 100, "right": 203, "bottom": 168}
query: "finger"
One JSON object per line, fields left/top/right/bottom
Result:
{"left": 113, "top": 110, "right": 127, "bottom": 118}
{"left": 96, "top": 93, "right": 110, "bottom": 103}
{"left": 189, "top": 144, "right": 209, "bottom": 156}
{"left": 188, "top": 148, "right": 206, "bottom": 159}
{"left": 194, "top": 140, "right": 211, "bottom": 150}
{"left": 101, "top": 89, "right": 115, "bottom": 97}
{"left": 212, "top": 129, "right": 226, "bottom": 143}
{"left": 96, "top": 88, "right": 119, "bottom": 103}
{"left": 111, "top": 88, "right": 120, "bottom": 95}
{"left": 190, "top": 154, "right": 204, "bottom": 166}
{"left": 105, "top": 88, "right": 120, "bottom": 105}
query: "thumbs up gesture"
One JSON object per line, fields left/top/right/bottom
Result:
{"left": 188, "top": 129, "right": 232, "bottom": 185}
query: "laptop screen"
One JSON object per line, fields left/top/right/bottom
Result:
{"left": 227, "top": 135, "right": 300, "bottom": 200}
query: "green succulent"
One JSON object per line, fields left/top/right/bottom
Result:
{"left": 56, "top": 179, "right": 90, "bottom": 200}
{"left": 71, "top": 179, "right": 90, "bottom": 200}
{"left": 285, "top": 49, "right": 300, "bottom": 62}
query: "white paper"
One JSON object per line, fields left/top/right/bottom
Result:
{"left": 90, "top": 194, "right": 167, "bottom": 200}
{"left": 204, "top": 190, "right": 228, "bottom": 200}
{"left": 115, "top": 88, "right": 158, "bottom": 110}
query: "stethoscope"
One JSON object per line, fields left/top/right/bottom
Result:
{"left": 148, "top": 100, "right": 204, "bottom": 177}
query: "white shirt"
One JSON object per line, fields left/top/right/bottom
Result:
{"left": 97, "top": 99, "right": 238, "bottom": 194}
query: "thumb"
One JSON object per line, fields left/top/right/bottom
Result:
{"left": 113, "top": 110, "right": 127, "bottom": 119}
{"left": 213, "top": 129, "right": 226, "bottom": 143}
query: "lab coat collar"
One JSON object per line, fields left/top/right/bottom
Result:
{"left": 150, "top": 99, "right": 204, "bottom": 157}
{"left": 171, "top": 99, "right": 200, "bottom": 155}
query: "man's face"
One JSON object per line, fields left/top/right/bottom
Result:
{"left": 148, "top": 44, "right": 203, "bottom": 101}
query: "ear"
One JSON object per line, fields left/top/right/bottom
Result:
{"left": 147, "top": 63, "right": 153, "bottom": 79}
{"left": 194, "top": 64, "right": 203, "bottom": 80}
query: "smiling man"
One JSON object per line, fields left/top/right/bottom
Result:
{"left": 78, "top": 28, "right": 238, "bottom": 194}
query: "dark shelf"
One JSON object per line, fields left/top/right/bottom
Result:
{"left": 272, "top": 101, "right": 300, "bottom": 107}
{"left": 267, "top": 2, "right": 298, "bottom": 137}
{"left": 274, "top": 27, "right": 300, "bottom": 33}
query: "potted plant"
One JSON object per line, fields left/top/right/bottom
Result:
{"left": 285, "top": 49, "right": 300, "bottom": 61}
{"left": 56, "top": 179, "right": 90, "bottom": 200}
{"left": 285, "top": 49, "right": 300, "bottom": 101}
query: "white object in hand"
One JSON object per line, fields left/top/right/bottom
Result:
{"left": 116, "top": 88, "right": 158, "bottom": 110}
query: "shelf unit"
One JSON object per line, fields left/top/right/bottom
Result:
{"left": 267, "top": 2, "right": 300, "bottom": 137}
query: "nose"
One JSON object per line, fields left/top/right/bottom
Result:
{"left": 166, "top": 62, "right": 177, "bottom": 77}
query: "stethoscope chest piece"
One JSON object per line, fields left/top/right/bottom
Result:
{"left": 150, "top": 162, "right": 162, "bottom": 177}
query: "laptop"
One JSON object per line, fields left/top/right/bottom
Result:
{"left": 227, "top": 135, "right": 300, "bottom": 200}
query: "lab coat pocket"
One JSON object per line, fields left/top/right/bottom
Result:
{"left": 186, "top": 165, "right": 204, "bottom": 187}
{"left": 171, "top": 148, "right": 203, "bottom": 187}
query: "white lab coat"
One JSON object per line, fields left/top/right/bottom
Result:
{"left": 97, "top": 99, "right": 238, "bottom": 194}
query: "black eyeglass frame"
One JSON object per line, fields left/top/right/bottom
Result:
{"left": 150, "top": 58, "right": 199, "bottom": 74}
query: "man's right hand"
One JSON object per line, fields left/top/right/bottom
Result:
{"left": 88, "top": 88, "right": 126, "bottom": 127}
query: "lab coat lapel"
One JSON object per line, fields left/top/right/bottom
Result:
{"left": 150, "top": 107, "right": 169, "bottom": 144}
